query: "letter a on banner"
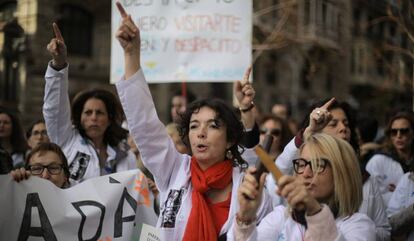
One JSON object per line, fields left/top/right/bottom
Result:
{"left": 18, "top": 193, "right": 57, "bottom": 241}
{"left": 114, "top": 187, "right": 137, "bottom": 238}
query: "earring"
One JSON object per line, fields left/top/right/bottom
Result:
{"left": 226, "top": 149, "right": 233, "bottom": 160}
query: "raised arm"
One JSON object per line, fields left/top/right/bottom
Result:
{"left": 43, "top": 23, "right": 74, "bottom": 146}
{"left": 303, "top": 97, "right": 335, "bottom": 139}
{"left": 115, "top": 2, "right": 140, "bottom": 78}
{"left": 115, "top": 2, "right": 183, "bottom": 191}
{"left": 275, "top": 98, "right": 336, "bottom": 174}
{"left": 234, "top": 67, "right": 256, "bottom": 130}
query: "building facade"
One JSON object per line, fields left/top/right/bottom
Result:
{"left": 0, "top": 0, "right": 412, "bottom": 125}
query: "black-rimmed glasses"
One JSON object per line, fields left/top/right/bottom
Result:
{"left": 28, "top": 164, "right": 64, "bottom": 175}
{"left": 292, "top": 158, "right": 330, "bottom": 174}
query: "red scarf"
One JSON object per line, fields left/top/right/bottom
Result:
{"left": 182, "top": 157, "right": 233, "bottom": 241}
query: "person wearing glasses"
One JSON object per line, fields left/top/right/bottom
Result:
{"left": 273, "top": 98, "right": 391, "bottom": 241}
{"left": 258, "top": 114, "right": 293, "bottom": 207}
{"left": 26, "top": 119, "right": 50, "bottom": 150}
{"left": 10, "top": 142, "right": 70, "bottom": 188}
{"left": 366, "top": 111, "right": 414, "bottom": 206}
{"left": 258, "top": 114, "right": 293, "bottom": 161}
{"left": 232, "top": 133, "right": 375, "bottom": 241}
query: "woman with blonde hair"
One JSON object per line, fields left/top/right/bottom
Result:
{"left": 233, "top": 133, "right": 375, "bottom": 241}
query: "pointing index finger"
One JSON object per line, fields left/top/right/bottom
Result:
{"left": 321, "top": 97, "right": 336, "bottom": 110}
{"left": 116, "top": 1, "right": 128, "bottom": 18}
{"left": 242, "top": 66, "right": 252, "bottom": 85}
{"left": 52, "top": 23, "right": 64, "bottom": 41}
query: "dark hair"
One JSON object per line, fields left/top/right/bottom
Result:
{"left": 0, "top": 148, "right": 13, "bottom": 174}
{"left": 356, "top": 115, "right": 378, "bottom": 143}
{"left": 71, "top": 89, "right": 127, "bottom": 147}
{"left": 172, "top": 89, "right": 196, "bottom": 104}
{"left": 0, "top": 107, "right": 28, "bottom": 154}
{"left": 301, "top": 99, "right": 359, "bottom": 154}
{"left": 259, "top": 114, "right": 293, "bottom": 152}
{"left": 384, "top": 111, "right": 414, "bottom": 154}
{"left": 25, "top": 142, "right": 70, "bottom": 183}
{"left": 26, "top": 119, "right": 46, "bottom": 139}
{"left": 178, "top": 98, "right": 247, "bottom": 167}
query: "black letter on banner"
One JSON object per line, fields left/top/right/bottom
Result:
{"left": 18, "top": 193, "right": 57, "bottom": 241}
{"left": 72, "top": 201, "right": 105, "bottom": 241}
{"left": 114, "top": 188, "right": 137, "bottom": 237}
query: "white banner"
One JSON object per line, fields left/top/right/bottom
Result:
{"left": 110, "top": 0, "right": 252, "bottom": 83}
{"left": 0, "top": 170, "right": 160, "bottom": 241}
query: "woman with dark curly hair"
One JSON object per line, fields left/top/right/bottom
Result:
{"left": 42, "top": 23, "right": 136, "bottom": 184}
{"left": 0, "top": 107, "right": 28, "bottom": 167}
{"left": 114, "top": 3, "right": 271, "bottom": 241}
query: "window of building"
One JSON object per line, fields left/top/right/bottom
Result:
{"left": 57, "top": 4, "right": 93, "bottom": 56}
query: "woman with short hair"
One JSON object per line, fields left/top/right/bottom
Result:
{"left": 114, "top": 3, "right": 271, "bottom": 240}
{"left": 26, "top": 119, "right": 50, "bottom": 150}
{"left": 11, "top": 142, "right": 70, "bottom": 188}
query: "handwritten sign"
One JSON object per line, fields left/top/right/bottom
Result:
{"left": 110, "top": 0, "right": 252, "bottom": 83}
{"left": 0, "top": 170, "right": 159, "bottom": 241}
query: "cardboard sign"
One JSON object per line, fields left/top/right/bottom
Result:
{"left": 110, "top": 0, "right": 252, "bottom": 83}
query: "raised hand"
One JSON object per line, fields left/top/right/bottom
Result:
{"left": 115, "top": 1, "right": 141, "bottom": 78}
{"left": 237, "top": 167, "right": 266, "bottom": 222}
{"left": 304, "top": 97, "right": 336, "bottom": 139}
{"left": 234, "top": 67, "right": 255, "bottom": 109}
{"left": 115, "top": 2, "right": 140, "bottom": 56}
{"left": 277, "top": 175, "right": 321, "bottom": 215}
{"left": 46, "top": 23, "right": 67, "bottom": 69}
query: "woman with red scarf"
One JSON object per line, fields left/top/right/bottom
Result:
{"left": 114, "top": 2, "right": 272, "bottom": 241}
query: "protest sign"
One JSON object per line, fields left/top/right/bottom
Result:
{"left": 110, "top": 0, "right": 252, "bottom": 83}
{"left": 0, "top": 170, "right": 159, "bottom": 241}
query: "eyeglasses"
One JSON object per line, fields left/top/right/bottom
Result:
{"left": 28, "top": 164, "right": 63, "bottom": 175}
{"left": 390, "top": 128, "right": 411, "bottom": 137}
{"left": 260, "top": 128, "right": 281, "bottom": 137}
{"left": 292, "top": 158, "right": 330, "bottom": 174}
{"left": 31, "top": 130, "right": 48, "bottom": 137}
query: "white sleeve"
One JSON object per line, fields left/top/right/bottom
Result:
{"left": 116, "top": 69, "right": 184, "bottom": 192}
{"left": 367, "top": 178, "right": 391, "bottom": 241}
{"left": 43, "top": 63, "right": 76, "bottom": 147}
{"left": 125, "top": 151, "right": 138, "bottom": 170}
{"left": 366, "top": 154, "right": 404, "bottom": 205}
{"left": 334, "top": 213, "right": 376, "bottom": 241}
{"left": 275, "top": 138, "right": 299, "bottom": 175}
{"left": 387, "top": 174, "right": 410, "bottom": 216}
{"left": 230, "top": 207, "right": 286, "bottom": 241}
